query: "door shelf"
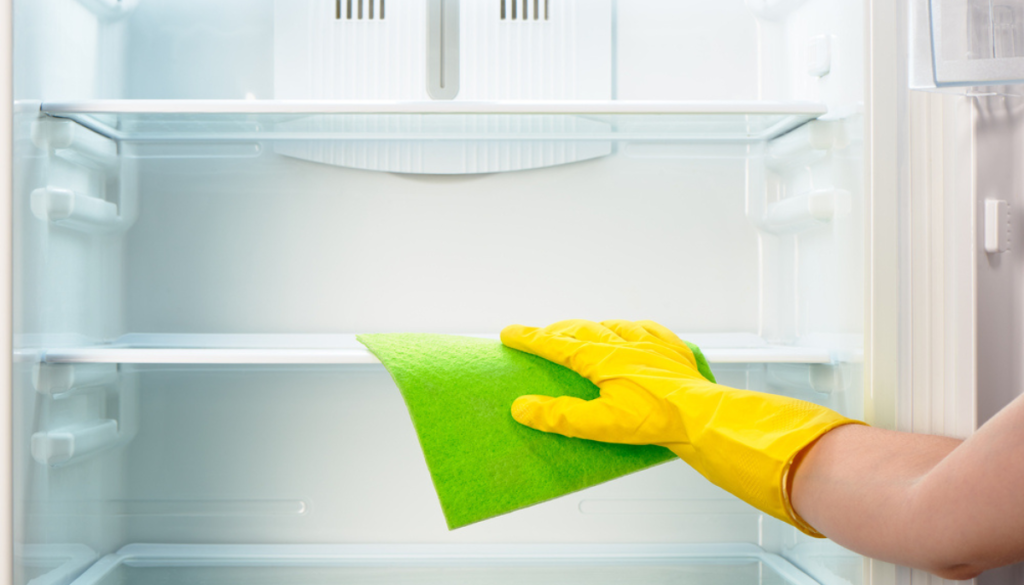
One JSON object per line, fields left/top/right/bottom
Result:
{"left": 38, "top": 100, "right": 827, "bottom": 143}
{"left": 27, "top": 333, "right": 835, "bottom": 365}
{"left": 70, "top": 543, "right": 820, "bottom": 585}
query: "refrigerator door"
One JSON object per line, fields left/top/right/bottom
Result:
{"left": 967, "top": 91, "right": 1024, "bottom": 585}
{"left": 898, "top": 2, "right": 1024, "bottom": 584}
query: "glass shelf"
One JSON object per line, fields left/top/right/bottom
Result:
{"left": 71, "top": 544, "right": 820, "bottom": 585}
{"left": 39, "top": 100, "right": 827, "bottom": 143}
{"left": 26, "top": 333, "right": 834, "bottom": 365}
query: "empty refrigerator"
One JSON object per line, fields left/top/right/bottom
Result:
{"left": 4, "top": 0, "right": 966, "bottom": 583}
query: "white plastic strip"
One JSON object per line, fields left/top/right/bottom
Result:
{"left": 67, "top": 543, "right": 821, "bottom": 585}
{"left": 41, "top": 348, "right": 381, "bottom": 365}
{"left": 40, "top": 99, "right": 828, "bottom": 116}
{"left": 37, "top": 333, "right": 832, "bottom": 365}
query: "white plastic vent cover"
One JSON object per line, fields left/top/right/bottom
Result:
{"left": 337, "top": 0, "right": 385, "bottom": 19}
{"left": 273, "top": 0, "right": 612, "bottom": 174}
{"left": 461, "top": 0, "right": 611, "bottom": 100}
{"left": 501, "top": 0, "right": 550, "bottom": 20}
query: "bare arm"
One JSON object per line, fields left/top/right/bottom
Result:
{"left": 791, "top": 393, "right": 1024, "bottom": 580}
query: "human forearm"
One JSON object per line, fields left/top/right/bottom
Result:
{"left": 790, "top": 425, "right": 965, "bottom": 574}
{"left": 792, "top": 395, "right": 1024, "bottom": 579}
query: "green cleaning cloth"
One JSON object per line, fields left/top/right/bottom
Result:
{"left": 357, "top": 332, "right": 716, "bottom": 530}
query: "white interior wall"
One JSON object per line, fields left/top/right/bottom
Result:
{"left": 119, "top": 364, "right": 807, "bottom": 545}
{"left": 122, "top": 150, "right": 759, "bottom": 335}
{"left": 615, "top": 1, "right": 771, "bottom": 101}
{"left": 124, "top": 0, "right": 273, "bottom": 100}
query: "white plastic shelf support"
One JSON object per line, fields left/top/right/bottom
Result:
{"left": 761, "top": 188, "right": 847, "bottom": 235}
{"left": 32, "top": 117, "right": 118, "bottom": 171}
{"left": 31, "top": 420, "right": 119, "bottom": 466}
{"left": 32, "top": 363, "right": 119, "bottom": 396}
{"left": 35, "top": 333, "right": 834, "bottom": 365}
{"left": 766, "top": 120, "right": 841, "bottom": 171}
{"left": 30, "top": 187, "right": 120, "bottom": 233}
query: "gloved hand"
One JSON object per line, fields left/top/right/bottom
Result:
{"left": 501, "top": 319, "right": 865, "bottom": 537}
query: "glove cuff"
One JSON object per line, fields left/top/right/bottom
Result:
{"left": 665, "top": 389, "right": 866, "bottom": 538}
{"left": 779, "top": 418, "right": 867, "bottom": 537}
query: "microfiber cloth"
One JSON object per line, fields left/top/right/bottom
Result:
{"left": 357, "top": 332, "right": 716, "bottom": 529}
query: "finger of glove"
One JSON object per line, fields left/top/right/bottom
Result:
{"left": 633, "top": 320, "right": 687, "bottom": 346}
{"left": 511, "top": 394, "right": 646, "bottom": 444}
{"left": 501, "top": 321, "right": 623, "bottom": 378}
{"left": 536, "top": 319, "right": 627, "bottom": 344}
{"left": 634, "top": 320, "right": 700, "bottom": 368}
{"left": 601, "top": 319, "right": 698, "bottom": 369}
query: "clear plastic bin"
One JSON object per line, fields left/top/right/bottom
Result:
{"left": 911, "top": 0, "right": 1024, "bottom": 88}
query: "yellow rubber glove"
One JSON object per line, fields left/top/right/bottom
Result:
{"left": 501, "top": 319, "right": 866, "bottom": 538}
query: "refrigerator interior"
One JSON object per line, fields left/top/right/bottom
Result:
{"left": 12, "top": 1, "right": 867, "bottom": 584}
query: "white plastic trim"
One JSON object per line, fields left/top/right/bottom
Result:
{"left": 40, "top": 100, "right": 828, "bottom": 116}
{"left": 0, "top": 1, "right": 13, "bottom": 583}
{"left": 35, "top": 333, "right": 833, "bottom": 365}
{"left": 900, "top": 91, "right": 979, "bottom": 441}
{"left": 67, "top": 544, "right": 821, "bottom": 585}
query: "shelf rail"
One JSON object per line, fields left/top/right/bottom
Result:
{"left": 25, "top": 333, "right": 835, "bottom": 365}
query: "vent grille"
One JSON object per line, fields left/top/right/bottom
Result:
{"left": 337, "top": 0, "right": 385, "bottom": 20}
{"left": 501, "top": 0, "right": 548, "bottom": 20}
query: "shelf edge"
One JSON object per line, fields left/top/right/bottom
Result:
{"left": 37, "top": 346, "right": 832, "bottom": 365}
{"left": 39, "top": 99, "right": 829, "bottom": 116}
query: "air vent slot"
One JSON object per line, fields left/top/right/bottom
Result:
{"left": 501, "top": 0, "right": 547, "bottom": 20}
{"left": 337, "top": 0, "right": 385, "bottom": 20}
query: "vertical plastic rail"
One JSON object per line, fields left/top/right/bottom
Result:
{"left": 427, "top": 0, "right": 460, "bottom": 99}
{"left": 31, "top": 118, "right": 139, "bottom": 232}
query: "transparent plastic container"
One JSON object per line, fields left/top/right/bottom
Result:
{"left": 911, "top": 0, "right": 1024, "bottom": 88}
